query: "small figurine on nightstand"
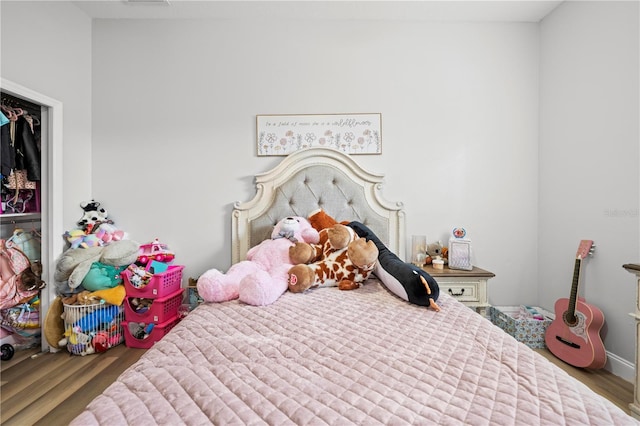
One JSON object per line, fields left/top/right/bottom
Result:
{"left": 425, "top": 241, "right": 448, "bottom": 267}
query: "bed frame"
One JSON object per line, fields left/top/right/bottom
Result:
{"left": 232, "top": 147, "right": 405, "bottom": 264}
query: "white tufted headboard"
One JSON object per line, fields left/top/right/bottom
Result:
{"left": 232, "top": 147, "right": 405, "bottom": 263}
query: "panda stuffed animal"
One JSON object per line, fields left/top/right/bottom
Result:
{"left": 77, "top": 200, "right": 110, "bottom": 233}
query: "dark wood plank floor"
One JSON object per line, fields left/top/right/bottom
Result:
{"left": 1, "top": 344, "right": 146, "bottom": 425}
{"left": 0, "top": 345, "right": 634, "bottom": 424}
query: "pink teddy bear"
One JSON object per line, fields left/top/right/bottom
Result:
{"left": 197, "top": 216, "right": 320, "bottom": 306}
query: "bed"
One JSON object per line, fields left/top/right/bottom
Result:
{"left": 71, "top": 147, "right": 637, "bottom": 425}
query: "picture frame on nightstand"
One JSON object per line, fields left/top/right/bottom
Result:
{"left": 449, "top": 238, "right": 473, "bottom": 270}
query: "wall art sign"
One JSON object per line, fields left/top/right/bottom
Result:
{"left": 256, "top": 113, "right": 382, "bottom": 156}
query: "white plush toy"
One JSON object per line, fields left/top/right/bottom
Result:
{"left": 77, "top": 200, "right": 109, "bottom": 233}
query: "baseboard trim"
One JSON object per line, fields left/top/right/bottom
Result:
{"left": 606, "top": 350, "right": 635, "bottom": 383}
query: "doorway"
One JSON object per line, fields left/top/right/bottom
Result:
{"left": 1, "top": 78, "right": 63, "bottom": 352}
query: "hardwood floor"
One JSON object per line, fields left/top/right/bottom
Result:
{"left": 1, "top": 344, "right": 146, "bottom": 425}
{"left": 0, "top": 345, "right": 634, "bottom": 424}
{"left": 535, "top": 348, "right": 634, "bottom": 415}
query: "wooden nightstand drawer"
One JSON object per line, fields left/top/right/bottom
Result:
{"left": 422, "top": 265, "right": 494, "bottom": 316}
{"left": 439, "top": 282, "right": 480, "bottom": 302}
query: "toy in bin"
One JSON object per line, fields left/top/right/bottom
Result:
{"left": 73, "top": 304, "right": 120, "bottom": 333}
{"left": 125, "top": 264, "right": 153, "bottom": 288}
{"left": 137, "top": 238, "right": 175, "bottom": 265}
{"left": 123, "top": 263, "right": 184, "bottom": 298}
{"left": 124, "top": 288, "right": 185, "bottom": 324}
{"left": 128, "top": 321, "right": 155, "bottom": 339}
{"left": 123, "top": 316, "right": 180, "bottom": 348}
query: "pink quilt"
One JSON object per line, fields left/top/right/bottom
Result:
{"left": 71, "top": 280, "right": 638, "bottom": 425}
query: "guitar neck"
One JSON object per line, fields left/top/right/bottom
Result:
{"left": 567, "top": 258, "right": 581, "bottom": 318}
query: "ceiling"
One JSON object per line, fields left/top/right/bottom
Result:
{"left": 72, "top": 0, "right": 564, "bottom": 22}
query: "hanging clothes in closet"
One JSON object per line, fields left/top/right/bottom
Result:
{"left": 1, "top": 95, "right": 42, "bottom": 215}
{"left": 0, "top": 94, "right": 45, "bottom": 359}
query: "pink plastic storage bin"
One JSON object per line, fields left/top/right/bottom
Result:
{"left": 122, "top": 316, "right": 181, "bottom": 349}
{"left": 123, "top": 265, "right": 184, "bottom": 298}
{"left": 124, "top": 288, "right": 184, "bottom": 324}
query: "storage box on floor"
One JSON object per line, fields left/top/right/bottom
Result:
{"left": 489, "top": 306, "right": 554, "bottom": 349}
{"left": 122, "top": 265, "right": 185, "bottom": 349}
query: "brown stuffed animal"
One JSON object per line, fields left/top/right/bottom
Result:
{"left": 288, "top": 224, "right": 378, "bottom": 293}
{"left": 19, "top": 261, "right": 44, "bottom": 292}
{"left": 289, "top": 223, "right": 355, "bottom": 265}
{"left": 77, "top": 290, "right": 99, "bottom": 305}
{"left": 292, "top": 209, "right": 355, "bottom": 264}
{"left": 307, "top": 208, "right": 344, "bottom": 232}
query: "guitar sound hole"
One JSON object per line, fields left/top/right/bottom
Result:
{"left": 563, "top": 311, "right": 578, "bottom": 327}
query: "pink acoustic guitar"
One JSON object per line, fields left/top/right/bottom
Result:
{"left": 545, "top": 240, "right": 606, "bottom": 369}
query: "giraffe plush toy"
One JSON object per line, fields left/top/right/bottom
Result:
{"left": 287, "top": 223, "right": 378, "bottom": 293}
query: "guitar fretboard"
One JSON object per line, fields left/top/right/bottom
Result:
{"left": 567, "top": 258, "right": 582, "bottom": 324}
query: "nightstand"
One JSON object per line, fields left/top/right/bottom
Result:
{"left": 422, "top": 265, "right": 495, "bottom": 316}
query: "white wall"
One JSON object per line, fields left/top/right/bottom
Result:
{"left": 1, "top": 2, "right": 92, "bottom": 333}
{"left": 91, "top": 18, "right": 540, "bottom": 307}
{"left": 1, "top": 1, "right": 92, "bottom": 228}
{"left": 539, "top": 1, "right": 639, "bottom": 369}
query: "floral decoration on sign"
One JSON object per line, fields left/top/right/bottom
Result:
{"left": 256, "top": 113, "right": 382, "bottom": 156}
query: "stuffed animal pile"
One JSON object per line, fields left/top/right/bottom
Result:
{"left": 287, "top": 223, "right": 379, "bottom": 292}
{"left": 54, "top": 239, "right": 139, "bottom": 293}
{"left": 50, "top": 201, "right": 186, "bottom": 354}
{"left": 49, "top": 235, "right": 138, "bottom": 352}
{"left": 64, "top": 200, "right": 127, "bottom": 249}
{"left": 294, "top": 209, "right": 441, "bottom": 311}
{"left": 55, "top": 200, "right": 139, "bottom": 304}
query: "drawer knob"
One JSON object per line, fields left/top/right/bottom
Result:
{"left": 448, "top": 288, "right": 465, "bottom": 297}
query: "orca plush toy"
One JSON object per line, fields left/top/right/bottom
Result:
{"left": 348, "top": 221, "right": 441, "bottom": 311}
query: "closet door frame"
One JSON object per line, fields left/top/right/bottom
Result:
{"left": 1, "top": 78, "right": 63, "bottom": 352}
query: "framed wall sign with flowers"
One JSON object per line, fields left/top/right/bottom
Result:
{"left": 256, "top": 113, "right": 382, "bottom": 156}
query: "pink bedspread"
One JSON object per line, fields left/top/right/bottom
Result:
{"left": 71, "top": 280, "right": 638, "bottom": 425}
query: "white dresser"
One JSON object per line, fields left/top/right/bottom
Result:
{"left": 624, "top": 263, "right": 640, "bottom": 419}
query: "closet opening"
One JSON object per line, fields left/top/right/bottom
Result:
{"left": 0, "top": 79, "right": 64, "bottom": 353}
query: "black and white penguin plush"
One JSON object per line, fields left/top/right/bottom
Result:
{"left": 348, "top": 221, "right": 441, "bottom": 311}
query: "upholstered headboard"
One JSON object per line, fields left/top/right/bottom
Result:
{"left": 232, "top": 147, "right": 405, "bottom": 263}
